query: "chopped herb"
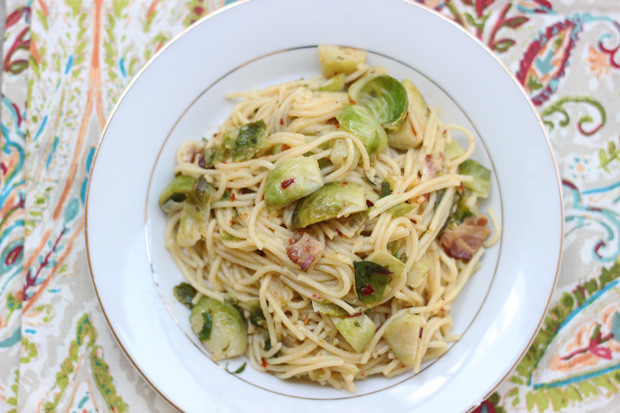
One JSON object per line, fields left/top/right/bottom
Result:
{"left": 380, "top": 181, "right": 391, "bottom": 198}
{"left": 221, "top": 231, "right": 238, "bottom": 241}
{"left": 264, "top": 337, "right": 272, "bottom": 351}
{"left": 198, "top": 311, "right": 213, "bottom": 341}
{"left": 173, "top": 283, "right": 197, "bottom": 309}
{"left": 249, "top": 301, "right": 267, "bottom": 328}
{"left": 233, "top": 362, "right": 247, "bottom": 374}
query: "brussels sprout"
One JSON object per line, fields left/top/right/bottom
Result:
{"left": 312, "top": 301, "right": 346, "bottom": 317}
{"left": 159, "top": 175, "right": 196, "bottom": 208}
{"left": 458, "top": 159, "right": 491, "bottom": 198}
{"left": 232, "top": 120, "right": 268, "bottom": 161}
{"left": 348, "top": 75, "right": 408, "bottom": 132}
{"left": 291, "top": 182, "right": 367, "bottom": 230}
{"left": 353, "top": 260, "right": 391, "bottom": 304}
{"left": 318, "top": 44, "right": 366, "bottom": 78}
{"left": 177, "top": 176, "right": 215, "bottom": 247}
{"left": 384, "top": 313, "right": 423, "bottom": 365}
{"left": 337, "top": 105, "right": 387, "bottom": 156}
{"left": 190, "top": 297, "right": 248, "bottom": 361}
{"left": 329, "top": 138, "right": 360, "bottom": 167}
{"left": 387, "top": 79, "right": 429, "bottom": 149}
{"left": 317, "top": 73, "right": 346, "bottom": 92}
{"left": 173, "top": 282, "right": 197, "bottom": 309}
{"left": 379, "top": 180, "right": 391, "bottom": 198}
{"left": 366, "top": 250, "right": 405, "bottom": 277}
{"left": 333, "top": 314, "right": 376, "bottom": 352}
{"left": 203, "top": 145, "right": 226, "bottom": 168}
{"left": 451, "top": 189, "right": 477, "bottom": 224}
{"left": 264, "top": 157, "right": 324, "bottom": 210}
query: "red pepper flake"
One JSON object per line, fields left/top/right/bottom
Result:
{"left": 257, "top": 250, "right": 266, "bottom": 257}
{"left": 360, "top": 283, "right": 375, "bottom": 296}
{"left": 366, "top": 200, "right": 374, "bottom": 207}
{"left": 198, "top": 152, "right": 206, "bottom": 168}
{"left": 280, "top": 118, "right": 284, "bottom": 125}
{"left": 230, "top": 192, "right": 236, "bottom": 202}
{"left": 344, "top": 312, "right": 363, "bottom": 318}
{"left": 375, "top": 324, "right": 382, "bottom": 332}
{"left": 228, "top": 220, "right": 233, "bottom": 225}
{"left": 221, "top": 161, "right": 227, "bottom": 164}
{"left": 419, "top": 327, "right": 424, "bottom": 339}
{"left": 410, "top": 219, "right": 417, "bottom": 224}
{"left": 281, "top": 144, "right": 290, "bottom": 151}
{"left": 261, "top": 358, "right": 268, "bottom": 368}
{"left": 336, "top": 229, "right": 344, "bottom": 237}
{"left": 241, "top": 187, "right": 251, "bottom": 194}
{"left": 442, "top": 129, "right": 447, "bottom": 134}
{"left": 243, "top": 213, "right": 248, "bottom": 220}
{"left": 281, "top": 178, "right": 295, "bottom": 189}
{"left": 303, "top": 315, "right": 310, "bottom": 325}
{"left": 312, "top": 294, "right": 321, "bottom": 299}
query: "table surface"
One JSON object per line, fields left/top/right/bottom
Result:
{"left": 1, "top": 1, "right": 619, "bottom": 412}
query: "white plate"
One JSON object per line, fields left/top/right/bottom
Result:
{"left": 86, "top": 0, "right": 563, "bottom": 411}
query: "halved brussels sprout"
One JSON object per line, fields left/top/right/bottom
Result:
{"left": 384, "top": 313, "right": 423, "bottom": 365}
{"left": 232, "top": 120, "right": 268, "bottom": 161}
{"left": 333, "top": 314, "right": 376, "bottom": 352}
{"left": 337, "top": 105, "right": 387, "bottom": 156}
{"left": 458, "top": 159, "right": 491, "bottom": 198}
{"left": 264, "top": 157, "right": 324, "bottom": 210}
{"left": 318, "top": 44, "right": 366, "bottom": 78}
{"left": 318, "top": 73, "right": 346, "bottom": 92}
{"left": 348, "top": 75, "right": 408, "bottom": 132}
{"left": 291, "top": 182, "right": 367, "bottom": 230}
{"left": 190, "top": 297, "right": 248, "bottom": 361}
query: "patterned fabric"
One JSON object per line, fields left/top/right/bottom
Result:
{"left": 0, "top": 0, "right": 618, "bottom": 411}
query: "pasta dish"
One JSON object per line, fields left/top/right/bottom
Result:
{"left": 158, "top": 45, "right": 499, "bottom": 391}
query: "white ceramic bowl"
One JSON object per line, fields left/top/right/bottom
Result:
{"left": 86, "top": 0, "right": 562, "bottom": 411}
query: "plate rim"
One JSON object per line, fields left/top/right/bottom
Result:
{"left": 84, "top": 0, "right": 564, "bottom": 410}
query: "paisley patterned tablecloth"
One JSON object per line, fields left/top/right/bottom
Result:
{"left": 1, "top": 0, "right": 619, "bottom": 412}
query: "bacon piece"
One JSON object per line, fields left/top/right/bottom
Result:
{"left": 286, "top": 233, "right": 324, "bottom": 271}
{"left": 439, "top": 214, "right": 491, "bottom": 261}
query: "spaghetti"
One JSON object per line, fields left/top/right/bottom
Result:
{"left": 161, "top": 46, "right": 498, "bottom": 391}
